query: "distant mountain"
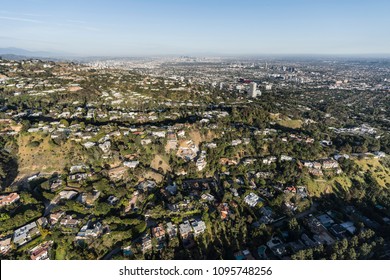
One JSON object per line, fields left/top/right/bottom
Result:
{"left": 0, "top": 47, "right": 70, "bottom": 59}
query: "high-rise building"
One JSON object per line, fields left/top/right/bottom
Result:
{"left": 248, "top": 82, "right": 261, "bottom": 98}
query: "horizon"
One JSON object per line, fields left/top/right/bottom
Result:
{"left": 1, "top": 0, "right": 390, "bottom": 57}
{"left": 1, "top": 47, "right": 390, "bottom": 60}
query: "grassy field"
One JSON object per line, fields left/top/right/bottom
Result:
{"left": 270, "top": 113, "right": 302, "bottom": 129}
{"left": 305, "top": 177, "right": 330, "bottom": 197}
{"left": 329, "top": 175, "right": 353, "bottom": 196}
{"left": 189, "top": 129, "right": 216, "bottom": 146}
{"left": 305, "top": 158, "right": 390, "bottom": 198}
{"left": 17, "top": 133, "right": 84, "bottom": 178}
{"left": 55, "top": 245, "right": 67, "bottom": 260}
{"left": 355, "top": 158, "right": 390, "bottom": 188}
{"left": 305, "top": 174, "right": 353, "bottom": 197}
{"left": 278, "top": 119, "right": 303, "bottom": 129}
{"left": 150, "top": 154, "right": 171, "bottom": 173}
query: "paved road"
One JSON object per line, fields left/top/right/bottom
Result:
{"left": 101, "top": 246, "right": 121, "bottom": 260}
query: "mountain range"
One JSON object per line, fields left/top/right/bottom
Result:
{"left": 0, "top": 47, "right": 70, "bottom": 60}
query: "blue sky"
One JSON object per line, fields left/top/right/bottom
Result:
{"left": 0, "top": 0, "right": 389, "bottom": 56}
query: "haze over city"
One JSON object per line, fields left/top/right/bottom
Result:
{"left": 1, "top": 0, "right": 390, "bottom": 271}
{"left": 1, "top": 0, "right": 390, "bottom": 57}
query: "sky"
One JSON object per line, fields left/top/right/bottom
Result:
{"left": 0, "top": 0, "right": 390, "bottom": 56}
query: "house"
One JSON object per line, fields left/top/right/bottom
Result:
{"left": 175, "top": 169, "right": 188, "bottom": 176}
{"left": 79, "top": 190, "right": 100, "bottom": 206}
{"left": 267, "top": 236, "right": 287, "bottom": 257}
{"left": 179, "top": 220, "right": 193, "bottom": 239}
{"left": 107, "top": 195, "right": 119, "bottom": 205}
{"left": 70, "top": 165, "right": 87, "bottom": 174}
{"left": 262, "top": 156, "right": 277, "bottom": 165}
{"left": 219, "top": 158, "right": 238, "bottom": 165}
{"left": 30, "top": 241, "right": 53, "bottom": 260}
{"left": 50, "top": 179, "right": 63, "bottom": 191}
{"left": 0, "top": 193, "right": 20, "bottom": 207}
{"left": 124, "top": 161, "right": 139, "bottom": 168}
{"left": 340, "top": 221, "right": 356, "bottom": 234}
{"left": 190, "top": 218, "right": 206, "bottom": 236}
{"left": 305, "top": 138, "right": 315, "bottom": 144}
{"left": 309, "top": 168, "right": 323, "bottom": 176}
{"left": 230, "top": 188, "right": 239, "bottom": 197}
{"left": 201, "top": 193, "right": 215, "bottom": 202}
{"left": 280, "top": 155, "right": 293, "bottom": 161}
{"left": 60, "top": 215, "right": 80, "bottom": 228}
{"left": 176, "top": 130, "right": 185, "bottom": 137}
{"left": 49, "top": 211, "right": 65, "bottom": 225}
{"left": 297, "top": 186, "right": 308, "bottom": 198}
{"left": 69, "top": 173, "right": 87, "bottom": 181}
{"left": 284, "top": 201, "right": 297, "bottom": 212}
{"left": 83, "top": 142, "right": 95, "bottom": 149}
{"left": 99, "top": 140, "right": 111, "bottom": 153}
{"left": 141, "top": 233, "right": 152, "bottom": 252}
{"left": 301, "top": 234, "right": 318, "bottom": 247}
{"left": 313, "top": 232, "right": 335, "bottom": 246}
{"left": 244, "top": 192, "right": 260, "bottom": 207}
{"left": 141, "top": 138, "right": 152, "bottom": 145}
{"left": 166, "top": 222, "right": 177, "bottom": 239}
{"left": 37, "top": 217, "right": 48, "bottom": 228}
{"left": 177, "top": 145, "right": 198, "bottom": 161}
{"left": 255, "top": 171, "right": 272, "bottom": 179}
{"left": 243, "top": 138, "right": 250, "bottom": 145}
{"left": 312, "top": 162, "right": 322, "bottom": 169}
{"left": 76, "top": 221, "right": 103, "bottom": 239}
{"left": 374, "top": 151, "right": 386, "bottom": 158}
{"left": 259, "top": 207, "right": 274, "bottom": 224}
{"left": 334, "top": 154, "right": 350, "bottom": 161}
{"left": 303, "top": 161, "right": 314, "bottom": 168}
{"left": 166, "top": 183, "right": 177, "bottom": 195}
{"left": 152, "top": 224, "right": 166, "bottom": 241}
{"left": 13, "top": 221, "right": 40, "bottom": 247}
{"left": 108, "top": 166, "right": 127, "bottom": 181}
{"left": 205, "top": 142, "right": 217, "bottom": 148}
{"left": 284, "top": 186, "right": 296, "bottom": 194}
{"left": 329, "top": 224, "right": 346, "bottom": 238}
{"left": 316, "top": 214, "right": 334, "bottom": 228}
{"left": 137, "top": 180, "right": 156, "bottom": 192}
{"left": 152, "top": 131, "right": 166, "bottom": 138}
{"left": 243, "top": 158, "right": 257, "bottom": 165}
{"left": 234, "top": 249, "right": 255, "bottom": 260}
{"left": 306, "top": 215, "right": 327, "bottom": 234}
{"left": 322, "top": 159, "right": 339, "bottom": 169}
{"left": 218, "top": 203, "right": 230, "bottom": 220}
{"left": 196, "top": 151, "right": 207, "bottom": 171}
{"left": 321, "top": 140, "right": 332, "bottom": 146}
{"left": 0, "top": 237, "right": 12, "bottom": 255}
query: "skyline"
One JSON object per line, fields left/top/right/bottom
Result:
{"left": 1, "top": 0, "right": 390, "bottom": 57}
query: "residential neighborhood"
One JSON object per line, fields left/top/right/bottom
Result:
{"left": 0, "top": 56, "right": 389, "bottom": 261}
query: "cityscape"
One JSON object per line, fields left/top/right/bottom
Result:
{"left": 0, "top": 0, "right": 390, "bottom": 262}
